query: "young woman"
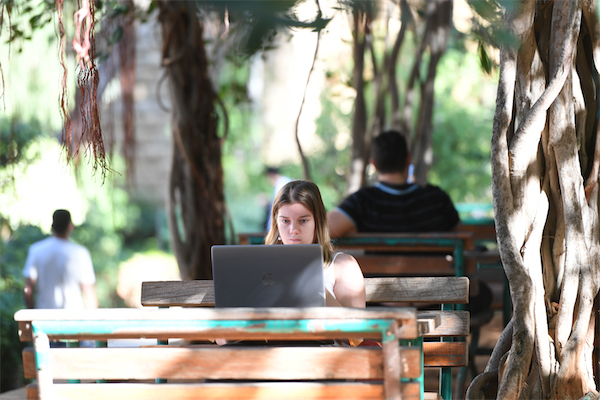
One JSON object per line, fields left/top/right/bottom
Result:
{"left": 265, "top": 180, "right": 365, "bottom": 308}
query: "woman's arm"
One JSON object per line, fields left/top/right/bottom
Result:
{"left": 332, "top": 253, "right": 366, "bottom": 308}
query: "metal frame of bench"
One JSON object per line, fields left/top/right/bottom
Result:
{"left": 140, "top": 276, "right": 470, "bottom": 400}
{"left": 16, "top": 307, "right": 429, "bottom": 400}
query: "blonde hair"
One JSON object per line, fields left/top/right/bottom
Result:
{"left": 265, "top": 180, "right": 334, "bottom": 267}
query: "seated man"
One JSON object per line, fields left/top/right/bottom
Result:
{"left": 328, "top": 130, "right": 492, "bottom": 313}
{"left": 329, "top": 130, "right": 460, "bottom": 237}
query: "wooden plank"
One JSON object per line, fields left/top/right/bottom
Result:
{"left": 356, "top": 255, "right": 457, "bottom": 276}
{"left": 461, "top": 222, "right": 496, "bottom": 242}
{"left": 22, "top": 347, "right": 35, "bottom": 379}
{"left": 23, "top": 346, "right": 423, "bottom": 381}
{"left": 25, "top": 384, "right": 37, "bottom": 400}
{"left": 423, "top": 342, "right": 468, "bottom": 367}
{"left": 401, "top": 382, "right": 422, "bottom": 400}
{"left": 141, "top": 280, "right": 214, "bottom": 307}
{"left": 40, "top": 347, "right": 383, "bottom": 381}
{"left": 365, "top": 277, "right": 469, "bottom": 304}
{"left": 18, "top": 321, "right": 33, "bottom": 342}
{"left": 23, "top": 343, "right": 421, "bottom": 381}
{"left": 27, "top": 382, "right": 387, "bottom": 400}
{"left": 419, "top": 311, "right": 469, "bottom": 337}
{"left": 24, "top": 382, "right": 423, "bottom": 400}
{"left": 14, "top": 307, "right": 417, "bottom": 323}
{"left": 382, "top": 321, "right": 400, "bottom": 400}
{"left": 141, "top": 277, "right": 469, "bottom": 307}
{"left": 16, "top": 310, "right": 419, "bottom": 343}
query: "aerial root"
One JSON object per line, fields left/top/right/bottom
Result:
{"left": 466, "top": 370, "right": 498, "bottom": 400}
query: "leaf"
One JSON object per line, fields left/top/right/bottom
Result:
{"left": 109, "top": 26, "right": 124, "bottom": 44}
{"left": 478, "top": 42, "right": 492, "bottom": 74}
{"left": 109, "top": 3, "right": 130, "bottom": 17}
{"left": 468, "top": 0, "right": 498, "bottom": 21}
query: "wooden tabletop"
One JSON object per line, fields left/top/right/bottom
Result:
{"left": 15, "top": 306, "right": 436, "bottom": 342}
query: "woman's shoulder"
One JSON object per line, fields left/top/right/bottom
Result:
{"left": 332, "top": 252, "right": 360, "bottom": 269}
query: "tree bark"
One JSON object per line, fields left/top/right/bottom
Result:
{"left": 347, "top": 9, "right": 368, "bottom": 194}
{"left": 158, "top": 1, "right": 225, "bottom": 280}
{"left": 469, "top": 1, "right": 600, "bottom": 398}
{"left": 412, "top": 0, "right": 452, "bottom": 184}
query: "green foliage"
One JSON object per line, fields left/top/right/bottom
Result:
{"left": 429, "top": 48, "right": 496, "bottom": 204}
{"left": 216, "top": 58, "right": 270, "bottom": 236}
{"left": 0, "top": 116, "right": 47, "bottom": 202}
{"left": 307, "top": 87, "right": 353, "bottom": 210}
{"left": 0, "top": 223, "right": 45, "bottom": 391}
{"left": 201, "top": 0, "right": 331, "bottom": 57}
{"left": 466, "top": 0, "right": 520, "bottom": 58}
{"left": 0, "top": 117, "right": 44, "bottom": 168}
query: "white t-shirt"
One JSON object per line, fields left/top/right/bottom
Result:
{"left": 23, "top": 236, "right": 96, "bottom": 309}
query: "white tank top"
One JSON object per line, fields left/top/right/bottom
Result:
{"left": 324, "top": 252, "right": 343, "bottom": 299}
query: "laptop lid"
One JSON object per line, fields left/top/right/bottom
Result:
{"left": 211, "top": 244, "right": 325, "bottom": 308}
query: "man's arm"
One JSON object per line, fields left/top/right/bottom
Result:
{"left": 81, "top": 283, "right": 98, "bottom": 309}
{"left": 328, "top": 209, "right": 358, "bottom": 238}
{"left": 23, "top": 277, "right": 36, "bottom": 309}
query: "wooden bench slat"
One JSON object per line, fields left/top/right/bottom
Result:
{"left": 365, "top": 276, "right": 469, "bottom": 304}
{"left": 26, "top": 381, "right": 422, "bottom": 400}
{"left": 14, "top": 307, "right": 418, "bottom": 322}
{"left": 24, "top": 340, "right": 469, "bottom": 380}
{"left": 239, "top": 231, "right": 477, "bottom": 274}
{"left": 16, "top": 308, "right": 420, "bottom": 344}
{"left": 140, "top": 277, "right": 469, "bottom": 307}
{"left": 22, "top": 346, "right": 421, "bottom": 381}
{"left": 423, "top": 342, "right": 468, "bottom": 367}
{"left": 420, "top": 311, "right": 469, "bottom": 337}
{"left": 357, "top": 255, "right": 457, "bottom": 276}
{"left": 142, "top": 280, "right": 215, "bottom": 307}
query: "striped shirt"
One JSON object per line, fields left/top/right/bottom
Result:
{"left": 335, "top": 182, "right": 460, "bottom": 232}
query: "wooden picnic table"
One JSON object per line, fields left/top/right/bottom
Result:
{"left": 16, "top": 306, "right": 436, "bottom": 400}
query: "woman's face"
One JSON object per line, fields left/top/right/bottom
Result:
{"left": 276, "top": 202, "right": 316, "bottom": 245}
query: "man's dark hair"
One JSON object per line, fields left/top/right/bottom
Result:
{"left": 52, "top": 209, "right": 72, "bottom": 235}
{"left": 371, "top": 130, "right": 409, "bottom": 174}
{"left": 265, "top": 167, "right": 279, "bottom": 175}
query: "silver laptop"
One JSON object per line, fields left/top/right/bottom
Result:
{"left": 211, "top": 244, "right": 325, "bottom": 307}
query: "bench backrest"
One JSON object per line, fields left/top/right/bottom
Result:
{"left": 141, "top": 276, "right": 469, "bottom": 306}
{"left": 239, "top": 232, "right": 476, "bottom": 276}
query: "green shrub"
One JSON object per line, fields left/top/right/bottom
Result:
{"left": 0, "top": 223, "right": 45, "bottom": 392}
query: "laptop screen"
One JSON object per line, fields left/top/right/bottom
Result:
{"left": 211, "top": 244, "right": 325, "bottom": 308}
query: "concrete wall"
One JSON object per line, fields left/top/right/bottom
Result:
{"left": 102, "top": 13, "right": 172, "bottom": 208}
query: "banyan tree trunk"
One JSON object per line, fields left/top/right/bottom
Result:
{"left": 467, "top": 1, "right": 600, "bottom": 399}
{"left": 158, "top": 1, "right": 225, "bottom": 280}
